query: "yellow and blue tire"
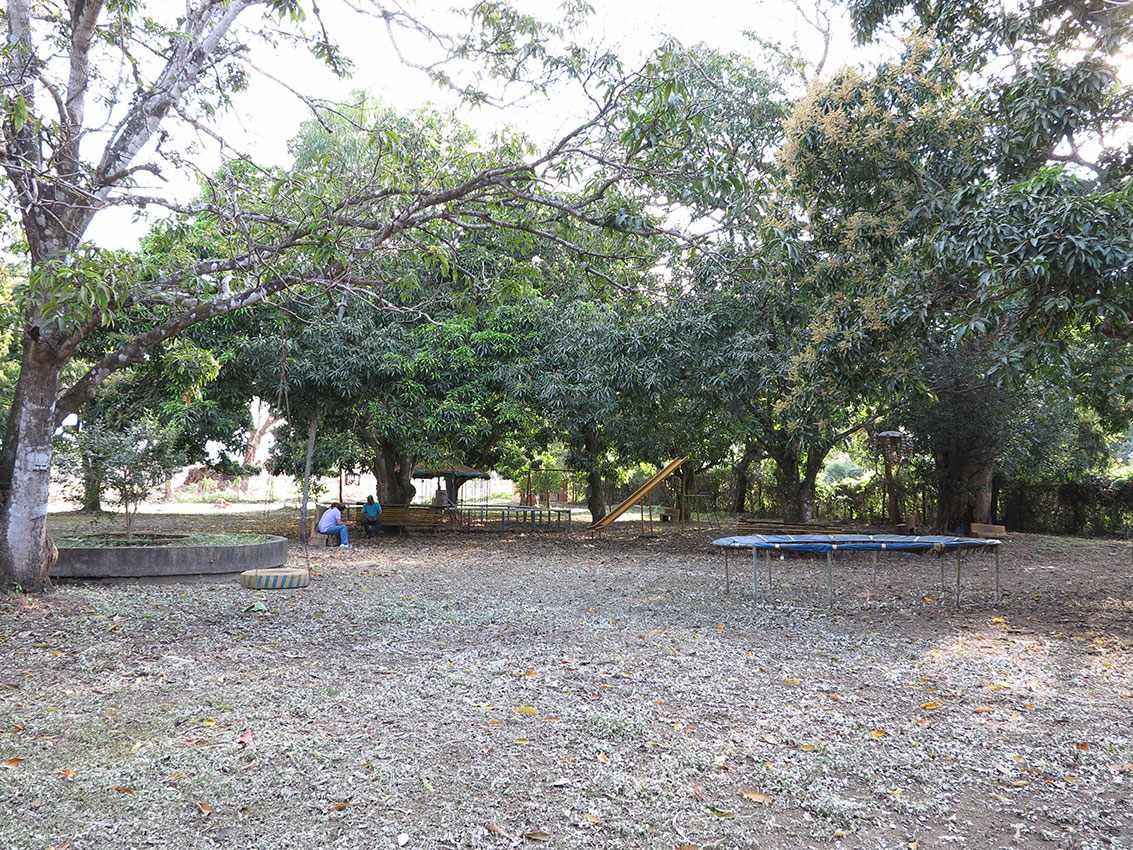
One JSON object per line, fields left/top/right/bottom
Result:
{"left": 239, "top": 568, "right": 309, "bottom": 590}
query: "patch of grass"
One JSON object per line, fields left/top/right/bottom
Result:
{"left": 55, "top": 531, "right": 272, "bottom": 549}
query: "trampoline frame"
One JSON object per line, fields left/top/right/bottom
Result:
{"left": 713, "top": 533, "right": 1002, "bottom": 608}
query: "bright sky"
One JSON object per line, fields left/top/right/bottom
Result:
{"left": 87, "top": 0, "right": 864, "bottom": 249}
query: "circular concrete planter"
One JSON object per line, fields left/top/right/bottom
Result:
{"left": 52, "top": 534, "right": 289, "bottom": 579}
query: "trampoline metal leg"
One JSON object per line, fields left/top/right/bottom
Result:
{"left": 752, "top": 547, "right": 759, "bottom": 603}
{"left": 870, "top": 550, "right": 878, "bottom": 603}
{"left": 766, "top": 549, "right": 773, "bottom": 599}
{"left": 940, "top": 558, "right": 946, "bottom": 602}
{"left": 826, "top": 550, "right": 833, "bottom": 607}
{"left": 955, "top": 548, "right": 961, "bottom": 609}
{"left": 724, "top": 550, "right": 730, "bottom": 595}
{"left": 994, "top": 546, "right": 1000, "bottom": 604}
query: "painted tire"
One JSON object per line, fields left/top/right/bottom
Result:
{"left": 240, "top": 568, "right": 309, "bottom": 590}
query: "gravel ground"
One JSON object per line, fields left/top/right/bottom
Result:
{"left": 2, "top": 526, "right": 1131, "bottom": 850}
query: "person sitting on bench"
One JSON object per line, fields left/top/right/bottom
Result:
{"left": 317, "top": 502, "right": 350, "bottom": 548}
{"left": 361, "top": 494, "right": 383, "bottom": 538}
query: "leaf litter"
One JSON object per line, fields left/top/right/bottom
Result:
{"left": 0, "top": 527, "right": 1131, "bottom": 848}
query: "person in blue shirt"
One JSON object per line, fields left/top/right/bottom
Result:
{"left": 317, "top": 502, "right": 350, "bottom": 548}
{"left": 361, "top": 495, "right": 383, "bottom": 538}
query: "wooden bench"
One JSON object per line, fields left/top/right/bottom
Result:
{"left": 970, "top": 522, "right": 1007, "bottom": 539}
{"left": 373, "top": 505, "right": 450, "bottom": 533}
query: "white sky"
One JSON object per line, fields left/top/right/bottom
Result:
{"left": 87, "top": 0, "right": 865, "bottom": 249}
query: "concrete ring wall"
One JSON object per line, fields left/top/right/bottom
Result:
{"left": 52, "top": 535, "right": 289, "bottom": 579}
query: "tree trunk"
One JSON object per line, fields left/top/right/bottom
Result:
{"left": 298, "top": 413, "right": 319, "bottom": 542}
{"left": 677, "top": 465, "right": 697, "bottom": 522}
{"left": 586, "top": 465, "right": 606, "bottom": 523}
{"left": 883, "top": 457, "right": 901, "bottom": 525}
{"left": 240, "top": 407, "right": 276, "bottom": 495}
{"left": 373, "top": 444, "right": 416, "bottom": 505}
{"left": 0, "top": 343, "right": 64, "bottom": 591}
{"left": 934, "top": 449, "right": 994, "bottom": 533}
{"left": 243, "top": 408, "right": 277, "bottom": 466}
{"left": 732, "top": 441, "right": 759, "bottom": 514}
{"left": 582, "top": 428, "right": 606, "bottom": 523}
{"left": 774, "top": 446, "right": 825, "bottom": 524}
{"left": 80, "top": 450, "right": 102, "bottom": 512}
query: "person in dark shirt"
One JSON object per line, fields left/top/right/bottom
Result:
{"left": 361, "top": 495, "right": 383, "bottom": 538}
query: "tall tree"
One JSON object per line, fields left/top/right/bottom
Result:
{"left": 0, "top": 2, "right": 644, "bottom": 589}
{"left": 782, "top": 3, "right": 1133, "bottom": 528}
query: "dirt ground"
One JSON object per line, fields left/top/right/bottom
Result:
{"left": 2, "top": 519, "right": 1132, "bottom": 850}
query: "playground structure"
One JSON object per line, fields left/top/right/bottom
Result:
{"left": 712, "top": 533, "right": 1003, "bottom": 607}
{"left": 589, "top": 458, "right": 689, "bottom": 530}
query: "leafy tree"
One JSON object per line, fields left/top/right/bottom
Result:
{"left": 780, "top": 4, "right": 1133, "bottom": 529}
{"left": 0, "top": 3, "right": 648, "bottom": 589}
{"left": 62, "top": 416, "right": 183, "bottom": 536}
{"left": 616, "top": 44, "right": 915, "bottom": 522}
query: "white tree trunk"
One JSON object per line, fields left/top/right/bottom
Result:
{"left": 0, "top": 344, "right": 63, "bottom": 590}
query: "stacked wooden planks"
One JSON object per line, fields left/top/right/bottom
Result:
{"left": 969, "top": 522, "right": 1007, "bottom": 538}
{"left": 736, "top": 516, "right": 844, "bottom": 536}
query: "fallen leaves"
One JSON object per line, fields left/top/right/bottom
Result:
{"left": 236, "top": 729, "right": 254, "bottom": 748}
{"left": 523, "top": 830, "right": 551, "bottom": 842}
{"left": 1073, "top": 741, "right": 1090, "bottom": 751}
{"left": 799, "top": 742, "right": 818, "bottom": 752}
{"left": 195, "top": 801, "right": 213, "bottom": 816}
{"left": 868, "top": 729, "right": 888, "bottom": 739}
{"left": 58, "top": 768, "right": 77, "bottom": 780}
{"left": 515, "top": 704, "right": 538, "bottom": 718}
{"left": 331, "top": 801, "right": 351, "bottom": 811}
{"left": 973, "top": 706, "right": 995, "bottom": 715}
{"left": 486, "top": 823, "right": 511, "bottom": 837}
{"left": 2, "top": 756, "right": 25, "bottom": 767}
{"left": 111, "top": 785, "right": 134, "bottom": 794}
{"left": 920, "top": 701, "right": 943, "bottom": 711}
{"left": 782, "top": 677, "right": 802, "bottom": 686}
{"left": 595, "top": 751, "right": 609, "bottom": 764}
{"left": 739, "top": 788, "right": 771, "bottom": 805}
{"left": 706, "top": 804, "right": 735, "bottom": 818}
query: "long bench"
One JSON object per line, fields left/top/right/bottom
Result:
{"left": 310, "top": 503, "right": 451, "bottom": 540}
{"left": 376, "top": 505, "right": 450, "bottom": 532}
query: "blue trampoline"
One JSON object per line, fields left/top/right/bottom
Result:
{"left": 712, "top": 533, "right": 1002, "bottom": 607}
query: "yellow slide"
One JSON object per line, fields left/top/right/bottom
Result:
{"left": 589, "top": 458, "right": 688, "bottom": 530}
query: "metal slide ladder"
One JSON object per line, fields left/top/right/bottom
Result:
{"left": 588, "top": 458, "right": 688, "bottom": 530}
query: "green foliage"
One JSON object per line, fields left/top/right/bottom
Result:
{"left": 64, "top": 416, "right": 183, "bottom": 533}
